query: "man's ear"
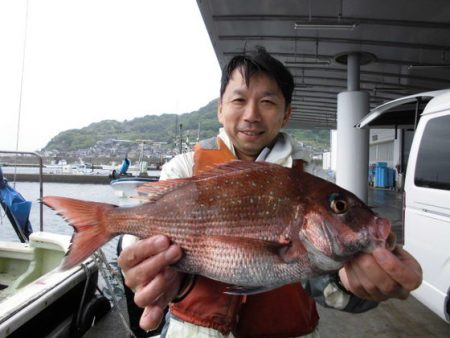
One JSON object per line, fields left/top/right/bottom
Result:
{"left": 281, "top": 104, "right": 292, "bottom": 128}
{"left": 217, "top": 99, "right": 224, "bottom": 124}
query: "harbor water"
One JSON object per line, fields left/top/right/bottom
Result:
{"left": 0, "top": 181, "right": 121, "bottom": 249}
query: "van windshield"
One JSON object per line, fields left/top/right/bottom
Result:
{"left": 414, "top": 114, "right": 450, "bottom": 190}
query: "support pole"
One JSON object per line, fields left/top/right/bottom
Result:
{"left": 347, "top": 53, "right": 360, "bottom": 91}
{"left": 336, "top": 53, "right": 369, "bottom": 203}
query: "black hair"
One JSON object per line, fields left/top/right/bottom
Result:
{"left": 219, "top": 46, "right": 294, "bottom": 108}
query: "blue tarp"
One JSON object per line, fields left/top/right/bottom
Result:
{"left": 0, "top": 166, "right": 33, "bottom": 241}
{"left": 119, "top": 157, "right": 130, "bottom": 175}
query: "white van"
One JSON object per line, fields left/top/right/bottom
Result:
{"left": 358, "top": 89, "right": 450, "bottom": 323}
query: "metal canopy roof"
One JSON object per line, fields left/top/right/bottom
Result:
{"left": 196, "top": 0, "right": 450, "bottom": 129}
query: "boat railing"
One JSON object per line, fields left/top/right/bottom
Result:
{"left": 0, "top": 150, "right": 43, "bottom": 231}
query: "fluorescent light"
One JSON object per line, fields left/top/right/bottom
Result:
{"left": 373, "top": 87, "right": 409, "bottom": 92}
{"left": 408, "top": 64, "right": 450, "bottom": 69}
{"left": 285, "top": 60, "right": 331, "bottom": 65}
{"left": 295, "top": 84, "right": 315, "bottom": 88}
{"left": 294, "top": 22, "right": 357, "bottom": 30}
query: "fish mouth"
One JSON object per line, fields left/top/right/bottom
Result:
{"left": 333, "top": 217, "right": 396, "bottom": 255}
{"left": 364, "top": 217, "right": 397, "bottom": 253}
{"left": 302, "top": 215, "right": 395, "bottom": 266}
{"left": 362, "top": 217, "right": 395, "bottom": 253}
{"left": 321, "top": 220, "right": 371, "bottom": 259}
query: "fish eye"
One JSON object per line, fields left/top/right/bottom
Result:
{"left": 329, "top": 193, "right": 348, "bottom": 214}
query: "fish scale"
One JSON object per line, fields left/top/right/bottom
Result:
{"left": 43, "top": 160, "right": 394, "bottom": 294}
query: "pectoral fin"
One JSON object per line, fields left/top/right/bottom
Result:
{"left": 277, "top": 239, "right": 308, "bottom": 264}
{"left": 206, "top": 235, "right": 306, "bottom": 264}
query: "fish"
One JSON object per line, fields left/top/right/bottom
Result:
{"left": 43, "top": 160, "right": 395, "bottom": 294}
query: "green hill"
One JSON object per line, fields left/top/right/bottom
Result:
{"left": 44, "top": 98, "right": 329, "bottom": 152}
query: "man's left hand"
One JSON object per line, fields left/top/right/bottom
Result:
{"left": 338, "top": 246, "right": 422, "bottom": 302}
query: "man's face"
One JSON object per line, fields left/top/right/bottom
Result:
{"left": 218, "top": 69, "right": 291, "bottom": 161}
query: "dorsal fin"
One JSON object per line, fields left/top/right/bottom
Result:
{"left": 136, "top": 161, "right": 282, "bottom": 203}
{"left": 194, "top": 160, "right": 280, "bottom": 180}
{"left": 137, "top": 177, "right": 193, "bottom": 202}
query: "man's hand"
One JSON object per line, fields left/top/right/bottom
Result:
{"left": 118, "top": 235, "right": 183, "bottom": 331}
{"left": 338, "top": 246, "right": 422, "bottom": 302}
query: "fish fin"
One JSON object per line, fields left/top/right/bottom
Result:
{"left": 209, "top": 235, "right": 307, "bottom": 265}
{"left": 42, "top": 196, "right": 116, "bottom": 270}
{"left": 278, "top": 239, "right": 308, "bottom": 264}
{"left": 207, "top": 235, "right": 296, "bottom": 266}
{"left": 137, "top": 178, "right": 193, "bottom": 202}
{"left": 208, "top": 235, "right": 287, "bottom": 251}
{"left": 224, "top": 285, "right": 277, "bottom": 295}
{"left": 136, "top": 161, "right": 284, "bottom": 202}
{"left": 194, "top": 160, "right": 280, "bottom": 179}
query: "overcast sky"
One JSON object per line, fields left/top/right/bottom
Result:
{"left": 0, "top": 0, "right": 221, "bottom": 151}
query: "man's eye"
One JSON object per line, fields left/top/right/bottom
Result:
{"left": 261, "top": 100, "right": 275, "bottom": 105}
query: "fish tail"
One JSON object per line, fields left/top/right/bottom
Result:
{"left": 42, "top": 196, "right": 117, "bottom": 270}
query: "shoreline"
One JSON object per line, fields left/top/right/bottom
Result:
{"left": 3, "top": 172, "right": 160, "bottom": 185}
{"left": 5, "top": 173, "right": 111, "bottom": 184}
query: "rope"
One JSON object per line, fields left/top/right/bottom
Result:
{"left": 93, "top": 249, "right": 137, "bottom": 338}
{"left": 76, "top": 263, "right": 93, "bottom": 328}
{"left": 13, "top": 0, "right": 31, "bottom": 187}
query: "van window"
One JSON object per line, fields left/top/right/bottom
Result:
{"left": 414, "top": 114, "right": 450, "bottom": 190}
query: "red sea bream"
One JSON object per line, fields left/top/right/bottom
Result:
{"left": 43, "top": 160, "right": 394, "bottom": 294}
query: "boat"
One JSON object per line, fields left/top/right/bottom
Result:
{"left": 108, "top": 140, "right": 160, "bottom": 198}
{"left": 108, "top": 126, "right": 196, "bottom": 198}
{"left": 45, "top": 158, "right": 97, "bottom": 176}
{"left": 110, "top": 176, "right": 159, "bottom": 199}
{"left": 0, "top": 150, "right": 111, "bottom": 338}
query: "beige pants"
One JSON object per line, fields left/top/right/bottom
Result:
{"left": 165, "top": 317, "right": 320, "bottom": 338}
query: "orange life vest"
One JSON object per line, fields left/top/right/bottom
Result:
{"left": 170, "top": 137, "right": 319, "bottom": 337}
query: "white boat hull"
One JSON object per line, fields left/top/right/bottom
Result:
{"left": 0, "top": 232, "right": 109, "bottom": 337}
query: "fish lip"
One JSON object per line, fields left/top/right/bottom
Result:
{"left": 361, "top": 216, "right": 394, "bottom": 253}
{"left": 322, "top": 219, "right": 370, "bottom": 258}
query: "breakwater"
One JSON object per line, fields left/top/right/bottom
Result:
{"left": 4, "top": 173, "right": 111, "bottom": 184}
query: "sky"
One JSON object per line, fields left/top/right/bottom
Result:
{"left": 0, "top": 0, "right": 221, "bottom": 151}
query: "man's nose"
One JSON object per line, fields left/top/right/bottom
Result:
{"left": 242, "top": 101, "right": 261, "bottom": 122}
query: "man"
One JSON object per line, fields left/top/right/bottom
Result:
{"left": 118, "top": 46, "right": 422, "bottom": 337}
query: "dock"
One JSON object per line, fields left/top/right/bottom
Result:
{"left": 4, "top": 173, "right": 111, "bottom": 184}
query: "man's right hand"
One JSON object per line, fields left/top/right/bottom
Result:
{"left": 118, "top": 235, "right": 183, "bottom": 331}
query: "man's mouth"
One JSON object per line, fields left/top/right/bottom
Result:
{"left": 239, "top": 130, "right": 264, "bottom": 136}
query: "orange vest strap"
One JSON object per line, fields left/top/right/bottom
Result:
{"left": 193, "top": 137, "right": 236, "bottom": 175}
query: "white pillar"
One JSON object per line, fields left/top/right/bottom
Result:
{"left": 336, "top": 91, "right": 369, "bottom": 202}
{"left": 334, "top": 52, "right": 372, "bottom": 203}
